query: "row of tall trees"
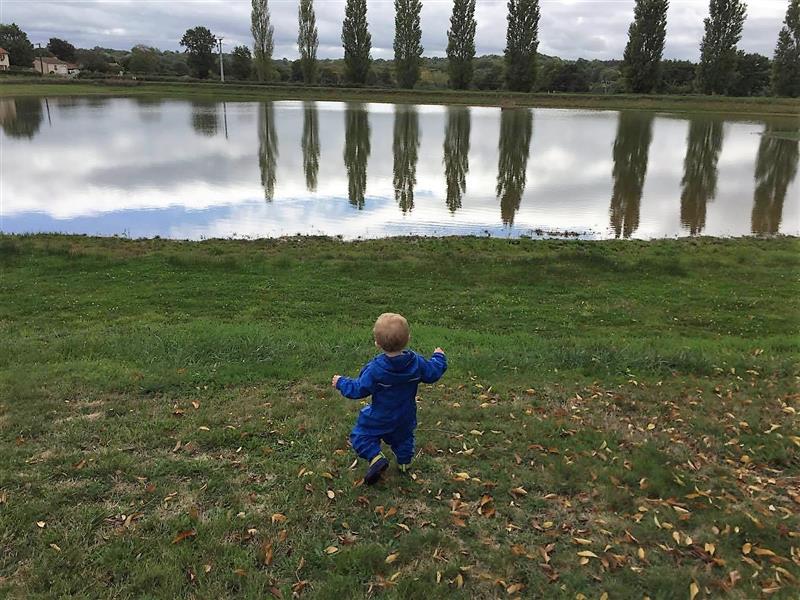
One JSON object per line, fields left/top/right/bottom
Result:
{"left": 240, "top": 0, "right": 797, "bottom": 95}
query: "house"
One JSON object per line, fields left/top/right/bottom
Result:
{"left": 33, "top": 56, "right": 72, "bottom": 76}
{"left": 0, "top": 48, "right": 10, "bottom": 71}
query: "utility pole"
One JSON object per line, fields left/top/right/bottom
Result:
{"left": 218, "top": 37, "right": 225, "bottom": 83}
{"left": 37, "top": 42, "right": 44, "bottom": 74}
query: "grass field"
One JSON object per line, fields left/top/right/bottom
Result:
{"left": 1, "top": 80, "right": 799, "bottom": 116}
{"left": 1, "top": 235, "right": 799, "bottom": 598}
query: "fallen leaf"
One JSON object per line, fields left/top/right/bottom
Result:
{"left": 509, "top": 486, "right": 528, "bottom": 497}
{"left": 271, "top": 513, "right": 287, "bottom": 524}
{"left": 233, "top": 568, "right": 247, "bottom": 577}
{"left": 385, "top": 553, "right": 399, "bottom": 564}
{"left": 49, "top": 543, "right": 61, "bottom": 552}
{"left": 577, "top": 551, "right": 598, "bottom": 558}
{"left": 326, "top": 490, "right": 335, "bottom": 500}
{"left": 191, "top": 401, "right": 200, "bottom": 409}
{"left": 325, "top": 546, "right": 339, "bottom": 554}
{"left": 171, "top": 529, "right": 197, "bottom": 544}
{"left": 742, "top": 543, "right": 752, "bottom": 555}
{"left": 689, "top": 581, "right": 699, "bottom": 600}
{"left": 198, "top": 426, "right": 210, "bottom": 432}
{"left": 36, "top": 521, "right": 46, "bottom": 529}
{"left": 203, "top": 564, "right": 212, "bottom": 573}
{"left": 506, "top": 582, "right": 524, "bottom": 594}
{"left": 573, "top": 538, "right": 592, "bottom": 546}
{"left": 261, "top": 541, "right": 274, "bottom": 566}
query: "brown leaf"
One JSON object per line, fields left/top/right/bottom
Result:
{"left": 233, "top": 568, "right": 247, "bottom": 577}
{"left": 509, "top": 486, "right": 528, "bottom": 497}
{"left": 385, "top": 552, "right": 399, "bottom": 564}
{"left": 326, "top": 490, "right": 335, "bottom": 500}
{"left": 271, "top": 513, "right": 287, "bottom": 524}
{"left": 577, "top": 551, "right": 598, "bottom": 558}
{"left": 689, "top": 581, "right": 699, "bottom": 600}
{"left": 506, "top": 582, "right": 524, "bottom": 594}
{"left": 171, "top": 529, "right": 197, "bottom": 544}
{"left": 324, "top": 546, "right": 339, "bottom": 554}
{"left": 268, "top": 586, "right": 283, "bottom": 599}
{"left": 261, "top": 541, "right": 274, "bottom": 566}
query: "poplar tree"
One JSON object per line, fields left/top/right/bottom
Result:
{"left": 251, "top": 0, "right": 275, "bottom": 82}
{"left": 772, "top": 0, "right": 800, "bottom": 97}
{"left": 342, "top": 0, "right": 372, "bottom": 84}
{"left": 697, "top": 0, "right": 747, "bottom": 95}
{"left": 504, "top": 0, "right": 540, "bottom": 92}
{"left": 394, "top": 0, "right": 424, "bottom": 88}
{"left": 447, "top": 0, "right": 477, "bottom": 89}
{"left": 622, "top": 0, "right": 669, "bottom": 93}
{"left": 298, "top": 0, "right": 319, "bottom": 84}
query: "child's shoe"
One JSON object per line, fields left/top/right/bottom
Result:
{"left": 364, "top": 453, "right": 389, "bottom": 485}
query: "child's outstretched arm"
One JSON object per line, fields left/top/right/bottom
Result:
{"left": 420, "top": 347, "right": 448, "bottom": 383}
{"left": 331, "top": 365, "right": 375, "bottom": 399}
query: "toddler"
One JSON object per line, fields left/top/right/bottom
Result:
{"left": 332, "top": 313, "right": 447, "bottom": 485}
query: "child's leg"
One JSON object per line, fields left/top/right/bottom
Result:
{"left": 349, "top": 430, "right": 383, "bottom": 462}
{"left": 384, "top": 428, "right": 415, "bottom": 466}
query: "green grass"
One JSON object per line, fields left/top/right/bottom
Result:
{"left": 1, "top": 235, "right": 799, "bottom": 598}
{"left": 1, "top": 80, "right": 799, "bottom": 116}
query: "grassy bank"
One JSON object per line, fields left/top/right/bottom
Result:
{"left": 1, "top": 235, "right": 799, "bottom": 598}
{"left": 1, "top": 80, "right": 799, "bottom": 116}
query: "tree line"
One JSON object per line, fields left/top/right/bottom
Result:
{"left": 1, "top": 0, "right": 798, "bottom": 96}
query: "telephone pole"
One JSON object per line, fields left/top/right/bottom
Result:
{"left": 217, "top": 37, "right": 225, "bottom": 83}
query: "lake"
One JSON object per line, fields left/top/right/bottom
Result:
{"left": 1, "top": 96, "right": 797, "bottom": 240}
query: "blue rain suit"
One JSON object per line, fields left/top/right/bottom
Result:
{"left": 336, "top": 350, "right": 447, "bottom": 465}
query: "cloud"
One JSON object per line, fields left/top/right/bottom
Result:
{"left": 1, "top": 0, "right": 788, "bottom": 60}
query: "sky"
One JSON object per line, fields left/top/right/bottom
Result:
{"left": 0, "top": 0, "right": 790, "bottom": 61}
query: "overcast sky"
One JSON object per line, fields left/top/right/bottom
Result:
{"left": 0, "top": 0, "right": 789, "bottom": 61}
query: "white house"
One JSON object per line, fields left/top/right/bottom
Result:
{"left": 33, "top": 56, "right": 78, "bottom": 76}
{"left": 0, "top": 48, "right": 10, "bottom": 71}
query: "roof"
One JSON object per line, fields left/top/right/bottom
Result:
{"left": 34, "top": 56, "right": 69, "bottom": 65}
{"left": 0, "top": 47, "right": 8, "bottom": 55}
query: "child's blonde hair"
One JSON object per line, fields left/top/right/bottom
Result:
{"left": 373, "top": 313, "right": 410, "bottom": 352}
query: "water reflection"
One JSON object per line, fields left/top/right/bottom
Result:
{"left": 393, "top": 105, "right": 420, "bottom": 214}
{"left": 0, "top": 98, "right": 43, "bottom": 139}
{"left": 191, "top": 102, "right": 219, "bottom": 137}
{"left": 680, "top": 119, "right": 724, "bottom": 235}
{"left": 302, "top": 101, "right": 320, "bottom": 192}
{"left": 343, "top": 103, "right": 370, "bottom": 209}
{"left": 443, "top": 107, "right": 470, "bottom": 213}
{"left": 496, "top": 108, "right": 533, "bottom": 225}
{"left": 1, "top": 98, "right": 797, "bottom": 240}
{"left": 258, "top": 102, "right": 279, "bottom": 201}
{"left": 752, "top": 124, "right": 799, "bottom": 235}
{"left": 610, "top": 112, "right": 653, "bottom": 239}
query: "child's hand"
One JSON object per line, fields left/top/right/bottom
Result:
{"left": 434, "top": 347, "right": 445, "bottom": 355}
{"left": 331, "top": 375, "right": 341, "bottom": 388}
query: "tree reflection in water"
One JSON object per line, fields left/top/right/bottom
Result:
{"left": 393, "top": 105, "right": 420, "bottom": 214}
{"left": 0, "top": 98, "right": 44, "bottom": 139}
{"left": 610, "top": 112, "right": 654, "bottom": 239}
{"left": 190, "top": 102, "right": 219, "bottom": 137}
{"left": 752, "top": 123, "right": 798, "bottom": 235}
{"left": 443, "top": 106, "right": 470, "bottom": 213}
{"left": 343, "top": 103, "right": 370, "bottom": 209}
{"left": 258, "top": 102, "right": 279, "bottom": 201}
{"left": 680, "top": 118, "right": 724, "bottom": 235}
{"left": 302, "top": 101, "right": 320, "bottom": 193}
{"left": 496, "top": 108, "right": 533, "bottom": 226}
